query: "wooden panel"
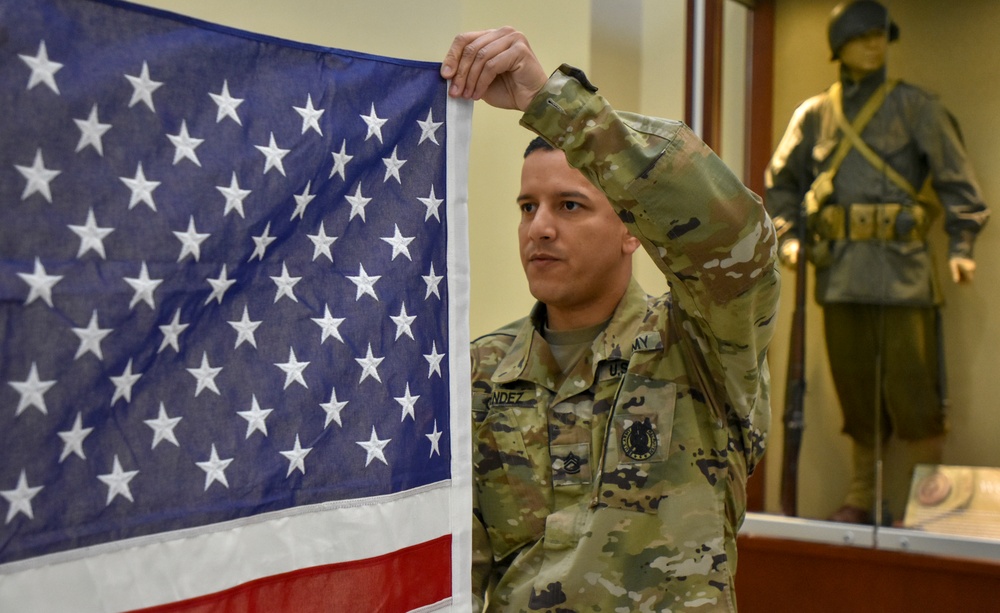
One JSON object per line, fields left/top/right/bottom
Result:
{"left": 735, "top": 534, "right": 1000, "bottom": 613}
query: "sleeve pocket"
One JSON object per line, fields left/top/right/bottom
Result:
{"left": 597, "top": 376, "right": 677, "bottom": 514}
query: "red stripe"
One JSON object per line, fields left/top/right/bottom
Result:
{"left": 130, "top": 535, "right": 452, "bottom": 613}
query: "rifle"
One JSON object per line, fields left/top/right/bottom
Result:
{"left": 779, "top": 208, "right": 807, "bottom": 517}
{"left": 777, "top": 79, "right": 897, "bottom": 516}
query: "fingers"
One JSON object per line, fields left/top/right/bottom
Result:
{"left": 441, "top": 26, "right": 526, "bottom": 99}
{"left": 441, "top": 29, "right": 492, "bottom": 83}
{"left": 949, "top": 257, "right": 976, "bottom": 283}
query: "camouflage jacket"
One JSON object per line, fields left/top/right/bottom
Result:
{"left": 765, "top": 67, "right": 989, "bottom": 305}
{"left": 470, "top": 65, "right": 780, "bottom": 612}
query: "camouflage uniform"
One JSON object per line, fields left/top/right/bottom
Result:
{"left": 470, "top": 65, "right": 780, "bottom": 612}
{"left": 765, "top": 67, "right": 989, "bottom": 446}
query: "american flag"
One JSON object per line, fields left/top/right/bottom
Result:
{"left": 0, "top": 0, "right": 472, "bottom": 611}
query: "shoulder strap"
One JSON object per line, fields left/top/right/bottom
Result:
{"left": 832, "top": 79, "right": 920, "bottom": 200}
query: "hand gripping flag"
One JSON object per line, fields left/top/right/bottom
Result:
{"left": 0, "top": 0, "right": 472, "bottom": 610}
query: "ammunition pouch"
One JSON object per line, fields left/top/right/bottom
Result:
{"left": 805, "top": 203, "right": 928, "bottom": 268}
{"left": 811, "top": 203, "right": 928, "bottom": 243}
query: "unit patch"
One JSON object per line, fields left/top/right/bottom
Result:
{"left": 621, "top": 417, "right": 658, "bottom": 461}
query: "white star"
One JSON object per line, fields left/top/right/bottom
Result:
{"left": 58, "top": 413, "right": 93, "bottom": 462}
{"left": 110, "top": 358, "right": 142, "bottom": 406}
{"left": 19, "top": 40, "right": 63, "bottom": 94}
{"left": 144, "top": 402, "right": 182, "bottom": 449}
{"left": 320, "top": 387, "right": 348, "bottom": 428}
{"left": 423, "top": 263, "right": 443, "bottom": 299}
{"left": 17, "top": 258, "right": 63, "bottom": 307}
{"left": 210, "top": 80, "right": 243, "bottom": 125}
{"left": 216, "top": 172, "right": 252, "bottom": 218}
{"left": 345, "top": 184, "right": 372, "bottom": 222}
{"left": 380, "top": 224, "right": 414, "bottom": 261}
{"left": 381, "top": 146, "right": 407, "bottom": 183}
{"left": 390, "top": 302, "right": 416, "bottom": 340}
{"left": 417, "top": 108, "right": 443, "bottom": 145}
{"left": 204, "top": 264, "right": 236, "bottom": 305}
{"left": 294, "top": 94, "right": 325, "bottom": 135}
{"left": 394, "top": 383, "right": 419, "bottom": 421}
{"left": 329, "top": 139, "right": 353, "bottom": 180}
{"left": 360, "top": 103, "right": 388, "bottom": 143}
{"left": 2, "top": 471, "right": 43, "bottom": 524}
{"left": 69, "top": 208, "right": 115, "bottom": 259}
{"left": 275, "top": 347, "right": 310, "bottom": 389}
{"left": 424, "top": 341, "right": 445, "bottom": 378}
{"left": 271, "top": 262, "right": 301, "bottom": 303}
{"left": 249, "top": 221, "right": 276, "bottom": 262}
{"left": 158, "top": 309, "right": 189, "bottom": 353}
{"left": 59, "top": 420, "right": 89, "bottom": 465}
{"left": 228, "top": 304, "right": 262, "bottom": 349}
{"left": 311, "top": 304, "right": 345, "bottom": 344}
{"left": 167, "top": 120, "right": 203, "bottom": 167}
{"left": 71, "top": 310, "right": 112, "bottom": 360}
{"left": 124, "top": 261, "right": 162, "bottom": 310}
{"left": 97, "top": 455, "right": 139, "bottom": 505}
{"left": 346, "top": 264, "right": 380, "bottom": 301}
{"left": 174, "top": 216, "right": 210, "bottom": 262}
{"left": 256, "top": 132, "right": 290, "bottom": 176}
{"left": 15, "top": 148, "right": 61, "bottom": 203}
{"left": 8, "top": 362, "right": 55, "bottom": 416}
{"left": 74, "top": 104, "right": 112, "bottom": 155}
{"left": 196, "top": 444, "right": 233, "bottom": 491}
{"left": 291, "top": 180, "right": 315, "bottom": 221}
{"left": 356, "top": 426, "right": 390, "bottom": 467}
{"left": 426, "top": 420, "right": 443, "bottom": 457}
{"left": 125, "top": 61, "right": 162, "bottom": 111}
{"left": 355, "top": 343, "right": 384, "bottom": 384}
{"left": 187, "top": 352, "right": 222, "bottom": 397}
{"left": 307, "top": 222, "right": 337, "bottom": 262}
{"left": 238, "top": 395, "right": 272, "bottom": 438}
{"left": 280, "top": 434, "right": 312, "bottom": 477}
{"left": 418, "top": 185, "right": 443, "bottom": 222}
{"left": 119, "top": 162, "right": 160, "bottom": 211}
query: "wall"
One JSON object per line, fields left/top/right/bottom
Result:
{"left": 767, "top": 0, "right": 1000, "bottom": 519}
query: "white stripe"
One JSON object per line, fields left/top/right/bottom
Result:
{"left": 0, "top": 483, "right": 452, "bottom": 612}
{"left": 445, "top": 91, "right": 474, "bottom": 613}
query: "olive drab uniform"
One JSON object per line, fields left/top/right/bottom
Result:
{"left": 765, "top": 67, "right": 989, "bottom": 447}
{"left": 470, "top": 65, "right": 779, "bottom": 612}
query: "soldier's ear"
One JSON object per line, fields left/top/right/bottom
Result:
{"left": 622, "top": 231, "right": 641, "bottom": 256}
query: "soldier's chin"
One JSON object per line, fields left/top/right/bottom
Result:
{"left": 526, "top": 280, "right": 566, "bottom": 306}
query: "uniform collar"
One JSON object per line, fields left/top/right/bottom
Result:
{"left": 839, "top": 65, "right": 887, "bottom": 108}
{"left": 491, "top": 278, "right": 652, "bottom": 393}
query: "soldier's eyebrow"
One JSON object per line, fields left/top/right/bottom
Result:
{"left": 516, "top": 190, "right": 590, "bottom": 202}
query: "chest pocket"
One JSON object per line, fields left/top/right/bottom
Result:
{"left": 473, "top": 387, "right": 552, "bottom": 561}
{"left": 597, "top": 372, "right": 677, "bottom": 514}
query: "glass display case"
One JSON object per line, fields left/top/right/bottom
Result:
{"left": 740, "top": 0, "right": 1000, "bottom": 558}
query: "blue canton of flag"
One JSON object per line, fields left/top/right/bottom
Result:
{"left": 0, "top": 1, "right": 471, "bottom": 609}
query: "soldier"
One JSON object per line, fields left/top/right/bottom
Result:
{"left": 442, "top": 27, "right": 779, "bottom": 611}
{"left": 766, "top": 1, "right": 989, "bottom": 524}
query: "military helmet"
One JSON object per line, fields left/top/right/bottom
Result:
{"left": 828, "top": 0, "right": 899, "bottom": 60}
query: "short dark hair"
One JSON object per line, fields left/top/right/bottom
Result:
{"left": 523, "top": 136, "right": 555, "bottom": 158}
